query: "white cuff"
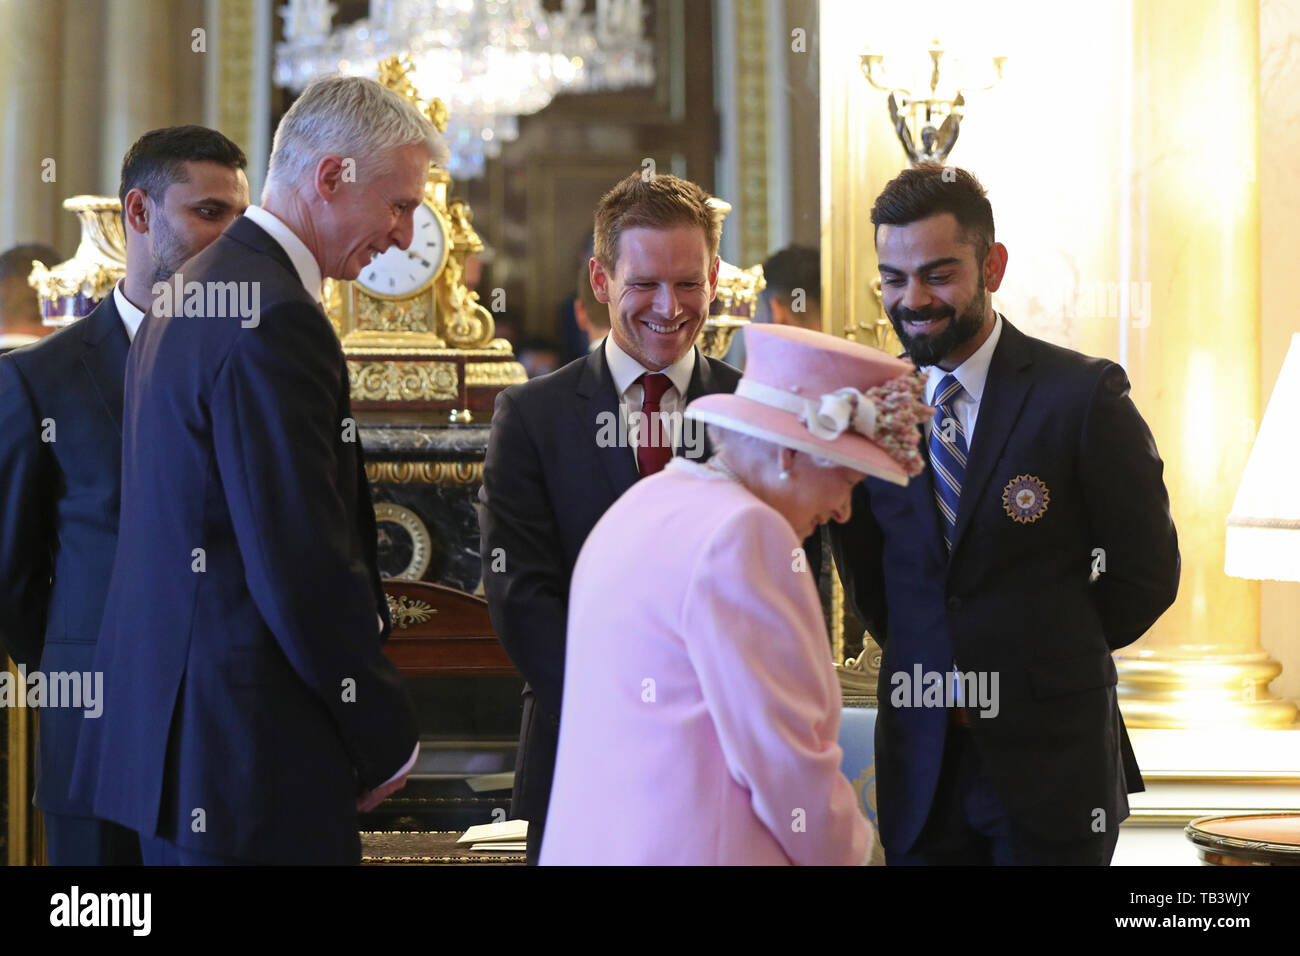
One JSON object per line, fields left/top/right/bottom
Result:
{"left": 380, "top": 742, "right": 420, "bottom": 788}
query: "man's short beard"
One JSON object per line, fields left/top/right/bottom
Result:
{"left": 887, "top": 277, "right": 988, "bottom": 367}
{"left": 149, "top": 211, "right": 191, "bottom": 285}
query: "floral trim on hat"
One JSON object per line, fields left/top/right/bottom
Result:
{"left": 799, "top": 372, "right": 932, "bottom": 477}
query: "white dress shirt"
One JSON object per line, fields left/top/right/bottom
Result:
{"left": 922, "top": 313, "right": 1003, "bottom": 451}
{"left": 603, "top": 333, "right": 697, "bottom": 468}
{"left": 922, "top": 314, "right": 1003, "bottom": 704}
{"left": 112, "top": 281, "right": 146, "bottom": 341}
{"left": 242, "top": 205, "right": 324, "bottom": 302}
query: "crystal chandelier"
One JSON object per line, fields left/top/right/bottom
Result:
{"left": 274, "top": 0, "right": 653, "bottom": 179}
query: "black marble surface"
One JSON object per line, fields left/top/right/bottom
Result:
{"left": 371, "top": 481, "right": 484, "bottom": 593}
{"left": 360, "top": 424, "right": 490, "bottom": 461}
{"left": 362, "top": 425, "right": 489, "bottom": 594}
{"left": 360, "top": 421, "right": 522, "bottom": 774}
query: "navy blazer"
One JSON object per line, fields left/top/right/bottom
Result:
{"left": 479, "top": 342, "right": 740, "bottom": 841}
{"left": 70, "top": 216, "right": 416, "bottom": 864}
{"left": 832, "top": 318, "right": 1180, "bottom": 856}
{"left": 0, "top": 296, "right": 129, "bottom": 816}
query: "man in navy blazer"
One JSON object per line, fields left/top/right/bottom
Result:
{"left": 71, "top": 78, "right": 445, "bottom": 864}
{"left": 832, "top": 165, "right": 1180, "bottom": 865}
{"left": 480, "top": 172, "right": 741, "bottom": 864}
{"left": 0, "top": 127, "right": 249, "bottom": 865}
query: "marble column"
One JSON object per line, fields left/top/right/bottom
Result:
{"left": 1112, "top": 0, "right": 1296, "bottom": 728}
{"left": 0, "top": 0, "right": 63, "bottom": 249}
{"left": 101, "top": 0, "right": 207, "bottom": 190}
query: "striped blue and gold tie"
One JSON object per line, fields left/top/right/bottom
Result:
{"left": 929, "top": 373, "right": 968, "bottom": 552}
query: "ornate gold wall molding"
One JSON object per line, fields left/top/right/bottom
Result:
{"left": 1112, "top": 0, "right": 1293, "bottom": 729}
{"left": 217, "top": 0, "right": 256, "bottom": 156}
{"left": 733, "top": 0, "right": 770, "bottom": 267}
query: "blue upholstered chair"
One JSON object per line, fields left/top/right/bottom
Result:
{"left": 838, "top": 705, "right": 879, "bottom": 825}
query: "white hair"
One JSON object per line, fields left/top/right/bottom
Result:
{"left": 263, "top": 74, "right": 448, "bottom": 198}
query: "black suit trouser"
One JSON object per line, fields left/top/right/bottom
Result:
{"left": 512, "top": 690, "right": 560, "bottom": 866}
{"left": 44, "top": 811, "right": 141, "bottom": 866}
{"left": 887, "top": 723, "right": 1121, "bottom": 866}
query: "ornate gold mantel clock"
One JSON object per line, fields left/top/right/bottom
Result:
{"left": 328, "top": 56, "right": 525, "bottom": 423}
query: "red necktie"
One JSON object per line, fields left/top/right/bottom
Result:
{"left": 636, "top": 372, "right": 674, "bottom": 477}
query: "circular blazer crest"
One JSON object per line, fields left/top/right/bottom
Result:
{"left": 1002, "top": 474, "right": 1050, "bottom": 524}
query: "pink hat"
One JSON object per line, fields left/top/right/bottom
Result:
{"left": 685, "top": 325, "right": 932, "bottom": 485}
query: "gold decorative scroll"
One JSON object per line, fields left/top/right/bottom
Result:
{"left": 438, "top": 197, "right": 496, "bottom": 349}
{"left": 465, "top": 361, "right": 527, "bottom": 387}
{"left": 348, "top": 361, "right": 458, "bottom": 402}
{"left": 377, "top": 54, "right": 448, "bottom": 132}
{"left": 385, "top": 594, "right": 437, "bottom": 628}
{"left": 356, "top": 295, "right": 435, "bottom": 335}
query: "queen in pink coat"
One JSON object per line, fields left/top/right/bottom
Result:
{"left": 540, "top": 324, "right": 931, "bottom": 866}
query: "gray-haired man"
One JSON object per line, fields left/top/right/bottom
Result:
{"left": 71, "top": 77, "right": 443, "bottom": 865}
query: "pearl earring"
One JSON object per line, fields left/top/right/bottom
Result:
{"left": 779, "top": 469, "right": 791, "bottom": 481}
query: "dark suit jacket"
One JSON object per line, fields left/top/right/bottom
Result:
{"left": 832, "top": 318, "right": 1179, "bottom": 856}
{"left": 0, "top": 297, "right": 128, "bottom": 816}
{"left": 479, "top": 342, "right": 740, "bottom": 845}
{"left": 70, "top": 216, "right": 416, "bottom": 864}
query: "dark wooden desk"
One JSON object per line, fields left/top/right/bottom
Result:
{"left": 382, "top": 579, "right": 518, "bottom": 677}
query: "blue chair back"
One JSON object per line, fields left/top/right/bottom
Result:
{"left": 838, "top": 706, "right": 878, "bottom": 825}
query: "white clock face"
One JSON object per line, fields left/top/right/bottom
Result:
{"left": 357, "top": 203, "right": 447, "bottom": 298}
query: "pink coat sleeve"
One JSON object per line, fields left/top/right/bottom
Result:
{"left": 680, "top": 503, "right": 874, "bottom": 865}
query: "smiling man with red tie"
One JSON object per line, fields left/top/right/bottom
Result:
{"left": 479, "top": 171, "right": 741, "bottom": 864}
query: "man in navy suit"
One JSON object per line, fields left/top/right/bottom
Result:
{"left": 71, "top": 77, "right": 442, "bottom": 865}
{"left": 832, "top": 164, "right": 1180, "bottom": 865}
{"left": 0, "top": 126, "right": 249, "bottom": 864}
{"left": 480, "top": 172, "right": 741, "bottom": 864}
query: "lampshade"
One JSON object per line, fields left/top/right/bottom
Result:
{"left": 1225, "top": 333, "right": 1300, "bottom": 582}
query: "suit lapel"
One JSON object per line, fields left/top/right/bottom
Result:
{"left": 678, "top": 348, "right": 717, "bottom": 460}
{"left": 683, "top": 348, "right": 714, "bottom": 404}
{"left": 80, "top": 294, "right": 129, "bottom": 437}
{"left": 949, "top": 318, "right": 1035, "bottom": 556}
{"left": 223, "top": 214, "right": 299, "bottom": 280}
{"left": 576, "top": 344, "right": 640, "bottom": 497}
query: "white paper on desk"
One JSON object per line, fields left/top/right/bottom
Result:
{"left": 458, "top": 819, "right": 528, "bottom": 844}
{"left": 465, "top": 772, "right": 515, "bottom": 793}
{"left": 471, "top": 842, "right": 527, "bottom": 852}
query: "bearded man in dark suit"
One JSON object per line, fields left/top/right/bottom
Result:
{"left": 833, "top": 163, "right": 1179, "bottom": 865}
